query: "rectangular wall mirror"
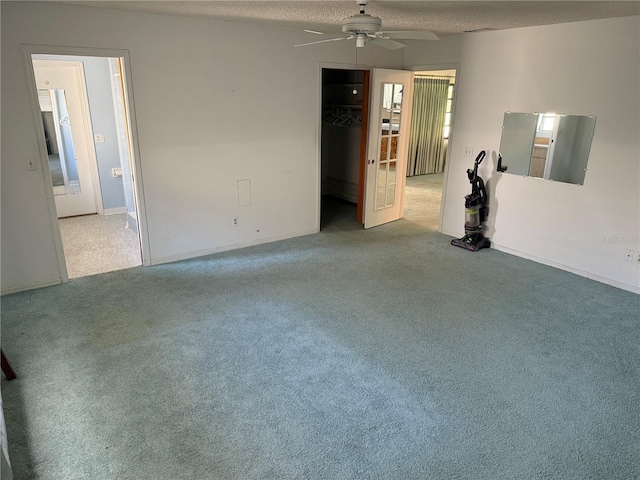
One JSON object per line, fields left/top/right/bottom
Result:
{"left": 38, "top": 88, "right": 81, "bottom": 195}
{"left": 499, "top": 112, "right": 596, "bottom": 185}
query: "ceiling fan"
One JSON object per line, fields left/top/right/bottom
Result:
{"left": 295, "top": 0, "right": 439, "bottom": 50}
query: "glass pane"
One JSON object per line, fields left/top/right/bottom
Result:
{"left": 382, "top": 84, "right": 393, "bottom": 110}
{"left": 445, "top": 112, "right": 451, "bottom": 126}
{"left": 448, "top": 85, "right": 454, "bottom": 98}
{"left": 39, "top": 89, "right": 80, "bottom": 195}
{"left": 386, "top": 184, "right": 396, "bottom": 207}
{"left": 499, "top": 112, "right": 538, "bottom": 176}
{"left": 541, "top": 114, "right": 555, "bottom": 131}
{"left": 381, "top": 120, "right": 389, "bottom": 136}
{"left": 392, "top": 84, "right": 403, "bottom": 109}
{"left": 391, "top": 111, "right": 401, "bottom": 132}
{"left": 378, "top": 161, "right": 387, "bottom": 186}
{"left": 446, "top": 99, "right": 452, "bottom": 112}
{"left": 389, "top": 136, "right": 398, "bottom": 160}
{"left": 376, "top": 187, "right": 386, "bottom": 210}
{"left": 388, "top": 161, "right": 397, "bottom": 185}
{"left": 41, "top": 111, "right": 64, "bottom": 186}
{"left": 379, "top": 136, "right": 388, "bottom": 161}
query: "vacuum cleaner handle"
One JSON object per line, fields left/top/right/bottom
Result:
{"left": 468, "top": 150, "right": 486, "bottom": 182}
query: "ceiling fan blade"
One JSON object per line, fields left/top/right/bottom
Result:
{"left": 304, "top": 29, "right": 324, "bottom": 35}
{"left": 369, "top": 37, "right": 407, "bottom": 50}
{"left": 379, "top": 31, "right": 439, "bottom": 41}
{"left": 295, "top": 37, "right": 349, "bottom": 47}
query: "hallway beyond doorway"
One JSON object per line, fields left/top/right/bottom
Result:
{"left": 59, "top": 214, "right": 141, "bottom": 278}
{"left": 403, "top": 172, "right": 444, "bottom": 230}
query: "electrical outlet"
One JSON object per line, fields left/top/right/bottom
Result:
{"left": 624, "top": 249, "right": 634, "bottom": 262}
{"left": 232, "top": 217, "right": 239, "bottom": 227}
{"left": 464, "top": 146, "right": 473, "bottom": 157}
{"left": 636, "top": 252, "right": 640, "bottom": 264}
{"left": 94, "top": 134, "right": 105, "bottom": 143}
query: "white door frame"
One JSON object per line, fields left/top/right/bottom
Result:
{"left": 542, "top": 117, "right": 561, "bottom": 180}
{"left": 21, "top": 44, "right": 152, "bottom": 281}
{"left": 408, "top": 63, "right": 461, "bottom": 234}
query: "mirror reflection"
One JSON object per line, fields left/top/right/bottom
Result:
{"left": 499, "top": 112, "right": 596, "bottom": 185}
{"left": 38, "top": 89, "right": 81, "bottom": 195}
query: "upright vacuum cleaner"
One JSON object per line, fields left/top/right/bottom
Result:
{"left": 451, "top": 150, "right": 491, "bottom": 252}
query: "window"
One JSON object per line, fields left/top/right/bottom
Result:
{"left": 443, "top": 83, "right": 454, "bottom": 138}
{"left": 537, "top": 113, "right": 556, "bottom": 132}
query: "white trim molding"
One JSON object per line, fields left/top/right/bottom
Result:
{"left": 150, "top": 228, "right": 319, "bottom": 266}
{"left": 20, "top": 44, "right": 151, "bottom": 271}
{"left": 1, "top": 278, "right": 62, "bottom": 296}
{"left": 103, "top": 207, "right": 127, "bottom": 215}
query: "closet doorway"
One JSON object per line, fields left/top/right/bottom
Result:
{"left": 320, "top": 68, "right": 370, "bottom": 229}
{"left": 403, "top": 69, "right": 457, "bottom": 231}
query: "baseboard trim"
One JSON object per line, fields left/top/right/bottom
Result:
{"left": 441, "top": 227, "right": 462, "bottom": 238}
{"left": 491, "top": 243, "right": 639, "bottom": 295}
{"left": 103, "top": 207, "right": 127, "bottom": 215}
{"left": 1, "top": 278, "right": 62, "bottom": 296}
{"left": 149, "top": 228, "right": 319, "bottom": 266}
{"left": 440, "top": 228, "right": 638, "bottom": 294}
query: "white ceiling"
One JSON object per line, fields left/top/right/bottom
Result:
{"left": 60, "top": 1, "right": 640, "bottom": 36}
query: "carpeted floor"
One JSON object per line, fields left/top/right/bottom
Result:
{"left": 1, "top": 195, "right": 638, "bottom": 480}
{"left": 58, "top": 213, "right": 141, "bottom": 279}
{"left": 404, "top": 173, "right": 443, "bottom": 230}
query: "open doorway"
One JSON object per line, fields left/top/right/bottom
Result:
{"left": 320, "top": 67, "right": 370, "bottom": 230}
{"left": 403, "top": 69, "right": 456, "bottom": 230}
{"left": 30, "top": 54, "right": 142, "bottom": 278}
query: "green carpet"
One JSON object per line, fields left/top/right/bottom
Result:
{"left": 2, "top": 200, "right": 639, "bottom": 479}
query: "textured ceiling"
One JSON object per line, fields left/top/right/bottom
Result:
{"left": 60, "top": 1, "right": 640, "bottom": 36}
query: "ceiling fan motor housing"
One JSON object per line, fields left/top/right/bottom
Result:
{"left": 342, "top": 14, "right": 382, "bottom": 35}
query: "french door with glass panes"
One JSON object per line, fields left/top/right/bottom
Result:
{"left": 364, "top": 69, "right": 414, "bottom": 229}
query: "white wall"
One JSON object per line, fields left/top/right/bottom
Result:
{"left": 1, "top": 1, "right": 404, "bottom": 293}
{"left": 405, "top": 16, "right": 640, "bottom": 292}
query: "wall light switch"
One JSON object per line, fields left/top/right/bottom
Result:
{"left": 26, "top": 157, "right": 37, "bottom": 171}
{"left": 465, "top": 146, "right": 473, "bottom": 157}
{"left": 94, "top": 134, "right": 105, "bottom": 143}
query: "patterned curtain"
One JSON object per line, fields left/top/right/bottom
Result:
{"left": 407, "top": 77, "right": 450, "bottom": 176}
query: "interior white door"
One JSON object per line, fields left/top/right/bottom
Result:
{"left": 32, "top": 60, "right": 97, "bottom": 218}
{"left": 364, "top": 69, "right": 414, "bottom": 229}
